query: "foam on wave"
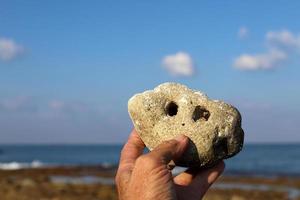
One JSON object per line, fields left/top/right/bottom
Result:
{"left": 0, "top": 160, "right": 44, "bottom": 170}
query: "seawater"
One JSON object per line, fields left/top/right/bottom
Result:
{"left": 0, "top": 144, "right": 299, "bottom": 176}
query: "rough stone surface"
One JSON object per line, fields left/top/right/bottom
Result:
{"left": 128, "top": 82, "right": 244, "bottom": 168}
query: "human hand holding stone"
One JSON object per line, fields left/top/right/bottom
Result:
{"left": 115, "top": 130, "right": 225, "bottom": 200}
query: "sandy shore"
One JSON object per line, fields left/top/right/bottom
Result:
{"left": 0, "top": 166, "right": 299, "bottom": 200}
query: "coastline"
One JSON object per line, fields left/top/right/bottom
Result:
{"left": 0, "top": 165, "right": 299, "bottom": 200}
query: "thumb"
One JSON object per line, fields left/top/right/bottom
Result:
{"left": 149, "top": 135, "right": 189, "bottom": 165}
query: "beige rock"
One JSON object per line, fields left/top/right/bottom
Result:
{"left": 128, "top": 82, "right": 244, "bottom": 168}
{"left": 20, "top": 178, "right": 36, "bottom": 187}
{"left": 231, "top": 195, "right": 246, "bottom": 200}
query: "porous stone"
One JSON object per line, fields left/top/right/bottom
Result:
{"left": 128, "top": 82, "right": 244, "bottom": 168}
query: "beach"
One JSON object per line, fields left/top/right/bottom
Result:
{"left": 0, "top": 165, "right": 300, "bottom": 200}
{"left": 1, "top": 144, "right": 300, "bottom": 199}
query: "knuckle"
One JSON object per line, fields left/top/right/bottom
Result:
{"left": 115, "top": 168, "right": 128, "bottom": 185}
{"left": 115, "top": 172, "right": 128, "bottom": 189}
{"left": 120, "top": 144, "right": 128, "bottom": 157}
{"left": 136, "top": 154, "right": 157, "bottom": 167}
{"left": 149, "top": 165, "right": 167, "bottom": 176}
{"left": 159, "top": 139, "right": 178, "bottom": 148}
{"left": 115, "top": 172, "right": 121, "bottom": 185}
{"left": 152, "top": 139, "right": 178, "bottom": 154}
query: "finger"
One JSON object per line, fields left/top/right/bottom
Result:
{"left": 173, "top": 167, "right": 198, "bottom": 186}
{"left": 192, "top": 161, "right": 225, "bottom": 187}
{"left": 184, "top": 161, "right": 225, "bottom": 199}
{"left": 148, "top": 135, "right": 189, "bottom": 165}
{"left": 174, "top": 161, "right": 225, "bottom": 186}
{"left": 119, "top": 129, "right": 145, "bottom": 168}
{"left": 116, "top": 130, "right": 145, "bottom": 196}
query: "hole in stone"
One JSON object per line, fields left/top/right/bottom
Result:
{"left": 192, "top": 106, "right": 210, "bottom": 121}
{"left": 165, "top": 101, "right": 178, "bottom": 116}
{"left": 182, "top": 123, "right": 185, "bottom": 126}
{"left": 213, "top": 137, "right": 228, "bottom": 157}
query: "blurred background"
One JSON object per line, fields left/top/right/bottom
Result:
{"left": 0, "top": 1, "right": 299, "bottom": 200}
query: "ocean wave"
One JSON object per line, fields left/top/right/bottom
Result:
{"left": 0, "top": 160, "right": 44, "bottom": 170}
{"left": 100, "top": 162, "right": 115, "bottom": 168}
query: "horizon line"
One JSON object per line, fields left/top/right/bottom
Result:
{"left": 0, "top": 142, "right": 300, "bottom": 145}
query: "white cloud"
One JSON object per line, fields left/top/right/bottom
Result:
{"left": 49, "top": 100, "right": 65, "bottom": 110}
{"left": 0, "top": 37, "right": 24, "bottom": 61}
{"left": 162, "top": 52, "right": 195, "bottom": 76}
{"left": 48, "top": 100, "right": 91, "bottom": 114}
{"left": 234, "top": 29, "right": 300, "bottom": 70}
{"left": 234, "top": 48, "right": 287, "bottom": 70}
{"left": 0, "top": 96, "right": 37, "bottom": 112}
{"left": 266, "top": 30, "right": 300, "bottom": 49}
{"left": 238, "top": 27, "right": 249, "bottom": 39}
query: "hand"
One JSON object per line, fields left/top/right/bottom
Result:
{"left": 115, "top": 129, "right": 225, "bottom": 200}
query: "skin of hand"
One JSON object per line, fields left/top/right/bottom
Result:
{"left": 115, "top": 129, "right": 225, "bottom": 200}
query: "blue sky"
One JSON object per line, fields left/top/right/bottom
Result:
{"left": 0, "top": 0, "right": 300, "bottom": 143}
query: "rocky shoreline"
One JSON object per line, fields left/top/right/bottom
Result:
{"left": 0, "top": 166, "right": 299, "bottom": 200}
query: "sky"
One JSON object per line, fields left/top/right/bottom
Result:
{"left": 0, "top": 0, "right": 300, "bottom": 144}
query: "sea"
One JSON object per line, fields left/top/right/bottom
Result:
{"left": 0, "top": 144, "right": 299, "bottom": 177}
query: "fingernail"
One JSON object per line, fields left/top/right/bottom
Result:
{"left": 174, "top": 134, "right": 186, "bottom": 142}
